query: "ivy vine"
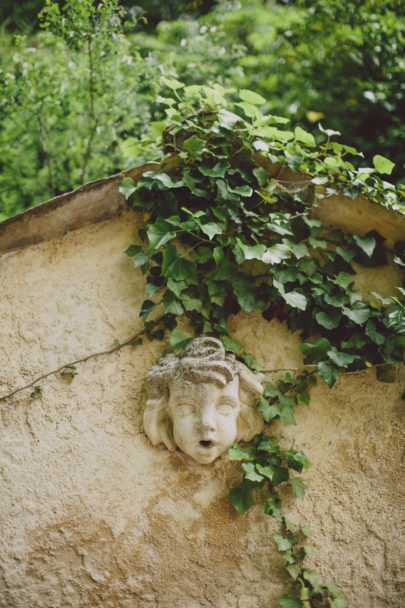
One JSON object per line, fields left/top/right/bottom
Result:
{"left": 120, "top": 84, "right": 404, "bottom": 607}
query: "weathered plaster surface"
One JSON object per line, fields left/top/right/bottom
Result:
{"left": 0, "top": 194, "right": 404, "bottom": 607}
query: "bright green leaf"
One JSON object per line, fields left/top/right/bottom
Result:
{"left": 373, "top": 154, "right": 395, "bottom": 175}
{"left": 240, "top": 89, "right": 266, "bottom": 105}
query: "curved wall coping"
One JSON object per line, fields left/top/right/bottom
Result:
{"left": 0, "top": 158, "right": 404, "bottom": 254}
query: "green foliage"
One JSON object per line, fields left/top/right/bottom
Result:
{"left": 0, "top": 0, "right": 159, "bottom": 219}
{"left": 121, "top": 85, "right": 403, "bottom": 605}
{"left": 130, "top": 0, "right": 405, "bottom": 184}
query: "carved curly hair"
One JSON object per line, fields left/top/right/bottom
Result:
{"left": 143, "top": 337, "right": 264, "bottom": 453}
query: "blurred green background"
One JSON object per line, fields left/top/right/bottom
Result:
{"left": 1, "top": 0, "right": 404, "bottom": 219}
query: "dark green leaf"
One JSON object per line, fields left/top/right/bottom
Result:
{"left": 140, "top": 299, "right": 157, "bottom": 322}
{"left": 315, "top": 310, "right": 341, "bottom": 329}
{"left": 147, "top": 220, "right": 176, "bottom": 251}
{"left": 199, "top": 160, "right": 230, "bottom": 178}
{"left": 273, "top": 467, "right": 289, "bottom": 486}
{"left": 222, "top": 335, "right": 244, "bottom": 354}
{"left": 183, "top": 135, "right": 205, "bottom": 157}
{"left": 376, "top": 364, "right": 396, "bottom": 383}
{"left": 258, "top": 437, "right": 280, "bottom": 453}
{"left": 162, "top": 243, "right": 196, "bottom": 280}
{"left": 257, "top": 399, "right": 280, "bottom": 422}
{"left": 317, "top": 361, "right": 339, "bottom": 387}
{"left": 162, "top": 291, "right": 184, "bottom": 315}
{"left": 300, "top": 337, "right": 331, "bottom": 362}
{"left": 229, "top": 483, "right": 255, "bottom": 515}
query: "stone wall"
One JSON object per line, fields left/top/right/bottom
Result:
{"left": 0, "top": 179, "right": 404, "bottom": 607}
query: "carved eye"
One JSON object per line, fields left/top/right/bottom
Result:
{"left": 176, "top": 403, "right": 195, "bottom": 416}
{"left": 217, "top": 401, "right": 237, "bottom": 414}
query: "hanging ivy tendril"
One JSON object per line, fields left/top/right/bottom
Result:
{"left": 120, "top": 84, "right": 405, "bottom": 608}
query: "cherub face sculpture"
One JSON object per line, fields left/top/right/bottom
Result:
{"left": 144, "top": 337, "right": 264, "bottom": 464}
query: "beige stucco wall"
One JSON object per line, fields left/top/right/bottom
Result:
{"left": 0, "top": 187, "right": 404, "bottom": 607}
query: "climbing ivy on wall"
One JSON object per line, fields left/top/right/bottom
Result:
{"left": 121, "top": 83, "right": 405, "bottom": 607}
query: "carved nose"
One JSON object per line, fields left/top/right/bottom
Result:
{"left": 199, "top": 409, "right": 216, "bottom": 433}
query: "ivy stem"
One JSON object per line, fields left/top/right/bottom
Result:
{"left": 0, "top": 323, "right": 162, "bottom": 404}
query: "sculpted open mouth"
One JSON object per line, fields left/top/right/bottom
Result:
{"left": 199, "top": 440, "right": 214, "bottom": 448}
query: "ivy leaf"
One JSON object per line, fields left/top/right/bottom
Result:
{"left": 167, "top": 278, "right": 187, "bottom": 297}
{"left": 333, "top": 272, "right": 354, "bottom": 290}
{"left": 124, "top": 244, "right": 140, "bottom": 257}
{"left": 315, "top": 310, "right": 341, "bottom": 329}
{"left": 283, "top": 240, "right": 309, "bottom": 259}
{"left": 242, "top": 462, "right": 265, "bottom": 483}
{"left": 229, "top": 483, "right": 255, "bottom": 515}
{"left": 258, "top": 400, "right": 280, "bottom": 422}
{"left": 199, "top": 160, "right": 230, "bottom": 178}
{"left": 235, "top": 238, "right": 267, "bottom": 261}
{"left": 183, "top": 135, "right": 205, "bottom": 157}
{"left": 235, "top": 100, "right": 262, "bottom": 119}
{"left": 342, "top": 304, "right": 373, "bottom": 325}
{"left": 229, "top": 184, "right": 253, "bottom": 197}
{"left": 228, "top": 443, "right": 253, "bottom": 461}
{"left": 169, "top": 329, "right": 193, "bottom": 350}
{"left": 330, "top": 598, "right": 348, "bottom": 608}
{"left": 336, "top": 246, "right": 356, "bottom": 263}
{"left": 294, "top": 126, "right": 316, "bottom": 147}
{"left": 289, "top": 477, "right": 306, "bottom": 499}
{"left": 301, "top": 526, "right": 312, "bottom": 538}
{"left": 253, "top": 166, "right": 269, "bottom": 187}
{"left": 233, "top": 278, "right": 265, "bottom": 312}
{"left": 258, "top": 437, "right": 280, "bottom": 453}
{"left": 278, "top": 595, "right": 303, "bottom": 608}
{"left": 353, "top": 234, "right": 376, "bottom": 257}
{"left": 263, "top": 244, "right": 291, "bottom": 264}
{"left": 264, "top": 493, "right": 282, "bottom": 520}
{"left": 162, "top": 77, "right": 184, "bottom": 90}
{"left": 365, "top": 320, "right": 385, "bottom": 345}
{"left": 287, "top": 451, "right": 310, "bottom": 473}
{"left": 139, "top": 299, "right": 157, "bottom": 322}
{"left": 119, "top": 177, "right": 137, "bottom": 200}
{"left": 300, "top": 337, "right": 331, "bottom": 361}
{"left": 327, "top": 347, "right": 359, "bottom": 368}
{"left": 273, "top": 467, "right": 289, "bottom": 486}
{"left": 376, "top": 364, "right": 396, "bottom": 383}
{"left": 162, "top": 243, "right": 196, "bottom": 280}
{"left": 200, "top": 222, "right": 223, "bottom": 240}
{"left": 218, "top": 109, "right": 241, "bottom": 129}
{"left": 222, "top": 335, "right": 244, "bottom": 354}
{"left": 162, "top": 291, "right": 184, "bottom": 315}
{"left": 240, "top": 89, "right": 266, "bottom": 105}
{"left": 373, "top": 155, "right": 395, "bottom": 175}
{"left": 280, "top": 404, "right": 296, "bottom": 426}
{"left": 274, "top": 534, "right": 293, "bottom": 552}
{"left": 317, "top": 361, "right": 339, "bottom": 387}
{"left": 280, "top": 286, "right": 308, "bottom": 311}
{"left": 256, "top": 463, "right": 276, "bottom": 480}
{"left": 147, "top": 220, "right": 176, "bottom": 251}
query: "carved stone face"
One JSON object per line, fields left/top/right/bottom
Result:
{"left": 168, "top": 376, "right": 240, "bottom": 464}
{"left": 143, "top": 336, "right": 264, "bottom": 465}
